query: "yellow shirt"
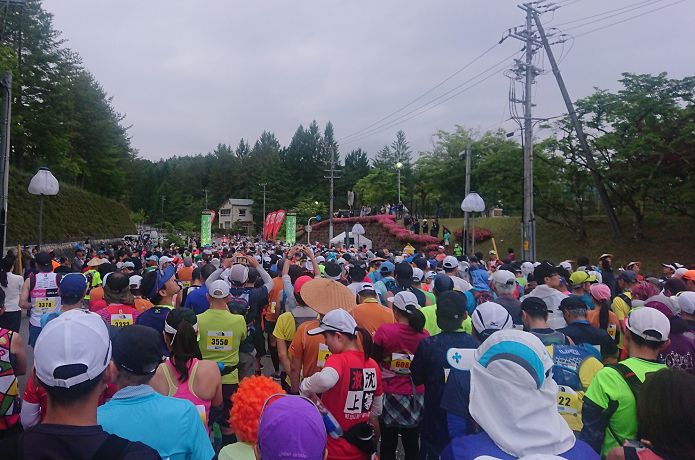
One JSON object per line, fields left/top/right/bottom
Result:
{"left": 421, "top": 303, "right": 472, "bottom": 336}
{"left": 196, "top": 309, "right": 247, "bottom": 384}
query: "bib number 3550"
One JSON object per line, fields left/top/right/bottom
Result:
{"left": 207, "top": 331, "right": 233, "bottom": 351}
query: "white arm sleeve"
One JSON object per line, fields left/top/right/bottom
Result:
{"left": 371, "top": 394, "right": 383, "bottom": 417}
{"left": 257, "top": 265, "right": 274, "bottom": 292}
{"left": 300, "top": 367, "right": 340, "bottom": 396}
{"left": 21, "top": 401, "right": 41, "bottom": 429}
{"left": 281, "top": 274, "right": 298, "bottom": 312}
{"left": 205, "top": 268, "right": 224, "bottom": 290}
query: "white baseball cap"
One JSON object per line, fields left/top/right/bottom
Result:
{"left": 34, "top": 310, "right": 112, "bottom": 388}
{"left": 388, "top": 291, "right": 420, "bottom": 313}
{"left": 229, "top": 264, "right": 249, "bottom": 285}
{"left": 677, "top": 291, "right": 695, "bottom": 315}
{"left": 357, "top": 282, "right": 376, "bottom": 294}
{"left": 443, "top": 256, "right": 459, "bottom": 269}
{"left": 492, "top": 270, "right": 516, "bottom": 286}
{"left": 626, "top": 307, "right": 670, "bottom": 342}
{"left": 472, "top": 302, "right": 513, "bottom": 335}
{"left": 129, "top": 275, "right": 143, "bottom": 289}
{"left": 412, "top": 268, "right": 424, "bottom": 283}
{"left": 209, "top": 280, "right": 230, "bottom": 299}
{"left": 158, "top": 255, "right": 174, "bottom": 267}
{"left": 307, "top": 309, "right": 357, "bottom": 336}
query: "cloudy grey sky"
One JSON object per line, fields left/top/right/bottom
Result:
{"left": 42, "top": 0, "right": 695, "bottom": 161}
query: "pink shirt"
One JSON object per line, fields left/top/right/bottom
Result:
{"left": 373, "top": 322, "right": 429, "bottom": 395}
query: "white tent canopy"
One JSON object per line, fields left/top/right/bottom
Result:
{"left": 330, "top": 232, "right": 372, "bottom": 250}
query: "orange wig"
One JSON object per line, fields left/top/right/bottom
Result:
{"left": 230, "top": 375, "right": 285, "bottom": 443}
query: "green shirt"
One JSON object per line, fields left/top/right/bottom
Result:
{"left": 421, "top": 303, "right": 472, "bottom": 336}
{"left": 218, "top": 441, "right": 255, "bottom": 460}
{"left": 584, "top": 357, "right": 666, "bottom": 457}
{"left": 197, "top": 308, "right": 247, "bottom": 385}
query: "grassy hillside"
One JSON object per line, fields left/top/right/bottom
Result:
{"left": 437, "top": 215, "right": 695, "bottom": 275}
{"left": 6, "top": 170, "right": 136, "bottom": 245}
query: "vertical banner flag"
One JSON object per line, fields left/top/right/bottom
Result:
{"left": 271, "top": 209, "right": 286, "bottom": 240}
{"left": 200, "top": 211, "right": 212, "bottom": 247}
{"left": 210, "top": 210, "right": 216, "bottom": 224}
{"left": 285, "top": 213, "right": 297, "bottom": 245}
{"left": 264, "top": 212, "right": 274, "bottom": 240}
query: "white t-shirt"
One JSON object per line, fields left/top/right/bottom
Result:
{"left": 1, "top": 272, "right": 24, "bottom": 312}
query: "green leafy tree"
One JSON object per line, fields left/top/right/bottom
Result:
{"left": 354, "top": 169, "right": 397, "bottom": 205}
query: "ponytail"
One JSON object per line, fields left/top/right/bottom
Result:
{"left": 408, "top": 309, "right": 426, "bottom": 333}
{"left": 168, "top": 320, "right": 202, "bottom": 383}
{"left": 354, "top": 326, "right": 373, "bottom": 361}
{"left": 599, "top": 299, "right": 610, "bottom": 330}
{"left": 0, "top": 256, "right": 13, "bottom": 288}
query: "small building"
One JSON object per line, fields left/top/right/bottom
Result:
{"left": 218, "top": 198, "right": 254, "bottom": 234}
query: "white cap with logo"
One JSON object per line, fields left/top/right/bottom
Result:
{"left": 388, "top": 291, "right": 420, "bottom": 313}
{"left": 307, "top": 309, "right": 357, "bottom": 336}
{"left": 443, "top": 256, "right": 459, "bottom": 269}
{"left": 209, "top": 280, "right": 231, "bottom": 299}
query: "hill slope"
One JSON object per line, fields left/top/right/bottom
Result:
{"left": 6, "top": 170, "right": 135, "bottom": 245}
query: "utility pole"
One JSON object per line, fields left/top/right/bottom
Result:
{"left": 324, "top": 145, "right": 340, "bottom": 243}
{"left": 203, "top": 188, "right": 208, "bottom": 210}
{"left": 0, "top": 72, "right": 11, "bottom": 252}
{"left": 505, "top": 3, "right": 541, "bottom": 262}
{"left": 463, "top": 142, "right": 471, "bottom": 254}
{"left": 259, "top": 182, "right": 267, "bottom": 240}
{"left": 532, "top": 10, "right": 622, "bottom": 238}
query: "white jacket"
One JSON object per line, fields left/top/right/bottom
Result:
{"left": 521, "top": 284, "right": 568, "bottom": 329}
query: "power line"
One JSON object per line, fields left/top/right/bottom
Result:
{"left": 554, "top": 0, "right": 661, "bottom": 27}
{"left": 572, "top": 0, "right": 687, "bottom": 37}
{"left": 339, "top": 42, "right": 501, "bottom": 143}
{"left": 342, "top": 51, "right": 520, "bottom": 146}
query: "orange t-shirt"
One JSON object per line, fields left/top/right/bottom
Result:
{"left": 587, "top": 308, "right": 620, "bottom": 343}
{"left": 265, "top": 277, "right": 284, "bottom": 322}
{"left": 289, "top": 319, "right": 330, "bottom": 380}
{"left": 90, "top": 286, "right": 104, "bottom": 302}
{"left": 351, "top": 301, "right": 394, "bottom": 336}
{"left": 134, "top": 297, "right": 154, "bottom": 313}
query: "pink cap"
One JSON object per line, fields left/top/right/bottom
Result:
{"left": 589, "top": 283, "right": 611, "bottom": 302}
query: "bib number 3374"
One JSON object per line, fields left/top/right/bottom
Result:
{"left": 207, "top": 331, "right": 233, "bottom": 351}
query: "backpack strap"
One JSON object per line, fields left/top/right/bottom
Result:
{"left": 92, "top": 434, "right": 131, "bottom": 460}
{"left": 617, "top": 293, "right": 632, "bottom": 309}
{"left": 604, "top": 362, "right": 644, "bottom": 445}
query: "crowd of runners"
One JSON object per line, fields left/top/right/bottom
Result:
{"left": 0, "top": 235, "right": 693, "bottom": 460}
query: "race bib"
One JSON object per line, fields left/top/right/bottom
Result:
{"left": 607, "top": 323, "right": 617, "bottom": 340}
{"left": 180, "top": 281, "right": 191, "bottom": 288}
{"left": 556, "top": 385, "right": 583, "bottom": 431}
{"left": 110, "top": 313, "right": 133, "bottom": 328}
{"left": 270, "top": 301, "right": 277, "bottom": 314}
{"left": 390, "top": 353, "right": 413, "bottom": 375}
{"left": 207, "top": 330, "right": 233, "bottom": 351}
{"left": 317, "top": 343, "right": 331, "bottom": 367}
{"left": 35, "top": 299, "right": 56, "bottom": 315}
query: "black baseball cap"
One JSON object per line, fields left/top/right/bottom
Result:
{"left": 436, "top": 291, "right": 468, "bottom": 332}
{"left": 559, "top": 296, "right": 588, "bottom": 311}
{"left": 534, "top": 262, "right": 558, "bottom": 282}
{"left": 35, "top": 252, "right": 52, "bottom": 268}
{"left": 112, "top": 325, "right": 162, "bottom": 375}
{"left": 521, "top": 296, "right": 549, "bottom": 313}
{"left": 433, "top": 274, "right": 454, "bottom": 294}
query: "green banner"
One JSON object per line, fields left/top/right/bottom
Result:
{"left": 285, "top": 214, "right": 296, "bottom": 245}
{"left": 201, "top": 211, "right": 212, "bottom": 246}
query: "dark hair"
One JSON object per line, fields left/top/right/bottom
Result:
{"left": 140, "top": 270, "right": 162, "bottom": 304}
{"left": 329, "top": 326, "right": 373, "bottom": 361}
{"left": 576, "top": 256, "right": 590, "bottom": 267}
{"left": 637, "top": 368, "right": 695, "bottom": 458}
{"left": 38, "top": 368, "right": 105, "bottom": 405}
{"left": 348, "top": 266, "right": 366, "bottom": 283}
{"left": 166, "top": 320, "right": 202, "bottom": 383}
{"left": 288, "top": 264, "right": 305, "bottom": 284}
{"left": 393, "top": 306, "right": 425, "bottom": 333}
{"left": 0, "top": 256, "right": 14, "bottom": 288}
{"left": 191, "top": 267, "right": 201, "bottom": 282}
{"left": 598, "top": 299, "right": 610, "bottom": 330}
{"left": 200, "top": 263, "right": 216, "bottom": 281}
{"left": 627, "top": 330, "right": 663, "bottom": 350}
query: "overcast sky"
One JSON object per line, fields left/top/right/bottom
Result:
{"left": 42, "top": 0, "right": 695, "bottom": 161}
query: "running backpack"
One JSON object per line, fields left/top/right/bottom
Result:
{"left": 548, "top": 343, "right": 604, "bottom": 432}
{"left": 473, "top": 289, "right": 494, "bottom": 306}
{"left": 227, "top": 289, "right": 250, "bottom": 315}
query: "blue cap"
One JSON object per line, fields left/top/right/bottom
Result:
{"left": 433, "top": 274, "right": 454, "bottom": 294}
{"left": 59, "top": 273, "right": 88, "bottom": 303}
{"left": 380, "top": 261, "right": 395, "bottom": 274}
{"left": 146, "top": 255, "right": 159, "bottom": 262}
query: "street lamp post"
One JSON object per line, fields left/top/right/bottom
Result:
{"left": 395, "top": 162, "right": 403, "bottom": 203}
{"left": 306, "top": 214, "right": 320, "bottom": 245}
{"left": 28, "top": 167, "right": 59, "bottom": 248}
{"left": 461, "top": 192, "right": 485, "bottom": 256}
